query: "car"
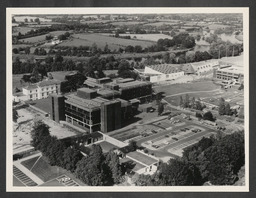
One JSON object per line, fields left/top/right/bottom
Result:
{"left": 192, "top": 129, "right": 197, "bottom": 133}
{"left": 184, "top": 128, "right": 189, "bottom": 130}
{"left": 152, "top": 145, "right": 159, "bottom": 148}
{"left": 152, "top": 130, "right": 158, "bottom": 133}
{"left": 180, "top": 128, "right": 186, "bottom": 132}
{"left": 172, "top": 137, "right": 178, "bottom": 141}
{"left": 165, "top": 135, "right": 169, "bottom": 138}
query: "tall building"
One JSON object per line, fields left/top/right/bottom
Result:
{"left": 49, "top": 94, "right": 65, "bottom": 123}
{"left": 64, "top": 88, "right": 123, "bottom": 133}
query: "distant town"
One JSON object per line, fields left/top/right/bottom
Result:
{"left": 11, "top": 13, "right": 245, "bottom": 187}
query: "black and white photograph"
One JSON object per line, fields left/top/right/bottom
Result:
{"left": 6, "top": 7, "right": 249, "bottom": 192}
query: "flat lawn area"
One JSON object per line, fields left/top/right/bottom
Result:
{"left": 13, "top": 27, "right": 35, "bottom": 36}
{"left": 21, "top": 156, "right": 40, "bottom": 170}
{"left": 21, "top": 156, "right": 66, "bottom": 182}
{"left": 110, "top": 21, "right": 146, "bottom": 26}
{"left": 28, "top": 98, "right": 51, "bottom": 113}
{"left": 127, "top": 151, "right": 158, "bottom": 166}
{"left": 144, "top": 22, "right": 179, "bottom": 27}
{"left": 207, "top": 24, "right": 232, "bottom": 30}
{"left": 118, "top": 33, "right": 173, "bottom": 42}
{"left": 60, "top": 33, "right": 155, "bottom": 50}
{"left": 154, "top": 80, "right": 220, "bottom": 96}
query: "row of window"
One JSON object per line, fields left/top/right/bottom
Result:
{"left": 29, "top": 86, "right": 59, "bottom": 93}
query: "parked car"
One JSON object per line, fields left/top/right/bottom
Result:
{"left": 172, "top": 137, "right": 178, "bottom": 141}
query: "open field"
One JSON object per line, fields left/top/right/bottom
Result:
{"left": 14, "top": 16, "right": 52, "bottom": 22}
{"left": 13, "top": 27, "right": 35, "bottom": 36}
{"left": 59, "top": 33, "right": 155, "bottom": 50}
{"left": 118, "top": 33, "right": 173, "bottom": 42}
{"left": 207, "top": 24, "right": 232, "bottom": 30}
{"left": 144, "top": 22, "right": 179, "bottom": 27}
{"left": 154, "top": 80, "right": 220, "bottom": 96}
{"left": 110, "top": 21, "right": 146, "bottom": 26}
{"left": 19, "top": 31, "right": 70, "bottom": 43}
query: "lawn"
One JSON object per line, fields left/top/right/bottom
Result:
{"left": 21, "top": 156, "right": 40, "bottom": 170}
{"left": 28, "top": 98, "right": 51, "bottom": 114}
{"left": 110, "top": 21, "right": 146, "bottom": 26}
{"left": 21, "top": 156, "right": 66, "bottom": 182}
{"left": 13, "top": 26, "right": 35, "bottom": 36}
{"left": 59, "top": 33, "right": 155, "bottom": 50}
{"left": 154, "top": 80, "right": 220, "bottom": 96}
{"left": 144, "top": 22, "right": 179, "bottom": 27}
{"left": 117, "top": 33, "right": 173, "bottom": 42}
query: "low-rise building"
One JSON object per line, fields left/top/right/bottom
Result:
{"left": 214, "top": 66, "right": 244, "bottom": 84}
{"left": 22, "top": 80, "right": 61, "bottom": 101}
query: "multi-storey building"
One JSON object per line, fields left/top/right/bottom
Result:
{"left": 214, "top": 66, "right": 244, "bottom": 84}
{"left": 22, "top": 80, "right": 61, "bottom": 100}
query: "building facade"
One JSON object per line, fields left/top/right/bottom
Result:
{"left": 22, "top": 80, "right": 61, "bottom": 101}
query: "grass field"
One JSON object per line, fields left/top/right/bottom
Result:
{"left": 154, "top": 80, "right": 220, "bottom": 96}
{"left": 110, "top": 21, "right": 146, "bottom": 26}
{"left": 60, "top": 33, "right": 155, "bottom": 50}
{"left": 21, "top": 156, "right": 40, "bottom": 170}
{"left": 21, "top": 156, "right": 66, "bottom": 182}
{"left": 207, "top": 24, "right": 232, "bottom": 30}
{"left": 13, "top": 27, "right": 35, "bottom": 36}
{"left": 19, "top": 31, "right": 70, "bottom": 43}
{"left": 118, "top": 33, "right": 173, "bottom": 42}
{"left": 144, "top": 22, "right": 179, "bottom": 27}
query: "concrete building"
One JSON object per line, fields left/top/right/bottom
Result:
{"left": 214, "top": 66, "right": 244, "bottom": 84}
{"left": 141, "top": 59, "right": 220, "bottom": 83}
{"left": 64, "top": 88, "right": 130, "bottom": 133}
{"left": 144, "top": 64, "right": 185, "bottom": 83}
{"left": 190, "top": 59, "right": 219, "bottom": 75}
{"left": 84, "top": 77, "right": 152, "bottom": 102}
{"left": 22, "top": 80, "right": 61, "bottom": 101}
{"left": 49, "top": 94, "right": 65, "bottom": 123}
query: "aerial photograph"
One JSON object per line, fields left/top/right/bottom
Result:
{"left": 9, "top": 9, "right": 246, "bottom": 189}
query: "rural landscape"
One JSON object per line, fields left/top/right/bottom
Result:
{"left": 11, "top": 13, "right": 245, "bottom": 188}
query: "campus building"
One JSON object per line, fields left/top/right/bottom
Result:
{"left": 22, "top": 80, "right": 61, "bottom": 101}
{"left": 214, "top": 66, "right": 244, "bottom": 84}
{"left": 63, "top": 87, "right": 139, "bottom": 133}
{"left": 84, "top": 77, "right": 152, "bottom": 102}
{"left": 140, "top": 59, "right": 220, "bottom": 83}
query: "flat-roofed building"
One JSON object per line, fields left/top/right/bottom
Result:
{"left": 214, "top": 66, "right": 244, "bottom": 84}
{"left": 64, "top": 88, "right": 122, "bottom": 133}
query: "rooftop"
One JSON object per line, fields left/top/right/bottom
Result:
{"left": 126, "top": 151, "right": 158, "bottom": 166}
{"left": 65, "top": 94, "right": 108, "bottom": 111}
{"left": 147, "top": 64, "right": 183, "bottom": 74}
{"left": 190, "top": 59, "right": 219, "bottom": 68}
{"left": 218, "top": 66, "right": 243, "bottom": 74}
{"left": 118, "top": 80, "right": 151, "bottom": 90}
{"left": 38, "top": 79, "right": 61, "bottom": 87}
{"left": 24, "top": 84, "right": 38, "bottom": 90}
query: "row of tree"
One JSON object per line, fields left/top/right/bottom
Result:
{"left": 179, "top": 94, "right": 206, "bottom": 110}
{"left": 218, "top": 98, "right": 237, "bottom": 116}
{"left": 31, "top": 121, "right": 123, "bottom": 186}
{"left": 135, "top": 131, "right": 244, "bottom": 186}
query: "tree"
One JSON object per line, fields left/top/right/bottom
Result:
{"left": 184, "top": 94, "right": 190, "bottom": 108}
{"left": 218, "top": 98, "right": 226, "bottom": 115}
{"left": 185, "top": 51, "right": 195, "bottom": 63}
{"left": 157, "top": 159, "right": 200, "bottom": 186}
{"left": 24, "top": 18, "right": 28, "bottom": 23}
{"left": 34, "top": 18, "right": 40, "bottom": 24}
{"left": 13, "top": 109, "right": 18, "bottom": 122}
{"left": 24, "top": 47, "right": 30, "bottom": 55}
{"left": 13, "top": 48, "right": 19, "bottom": 54}
{"left": 105, "top": 151, "right": 122, "bottom": 184}
{"left": 31, "top": 121, "right": 50, "bottom": 149}
{"left": 104, "top": 43, "right": 110, "bottom": 54}
{"left": 158, "top": 103, "right": 164, "bottom": 116}
{"left": 62, "top": 147, "right": 83, "bottom": 172}
{"left": 162, "top": 52, "right": 170, "bottom": 63}
{"left": 179, "top": 96, "right": 184, "bottom": 107}
{"left": 90, "top": 43, "right": 98, "bottom": 54}
{"left": 238, "top": 83, "right": 244, "bottom": 90}
{"left": 225, "top": 103, "right": 232, "bottom": 116}
{"left": 128, "top": 140, "right": 137, "bottom": 151}
{"left": 200, "top": 132, "right": 244, "bottom": 185}
{"left": 203, "top": 111, "right": 215, "bottom": 121}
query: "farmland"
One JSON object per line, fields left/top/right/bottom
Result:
{"left": 110, "top": 21, "right": 146, "bottom": 26}
{"left": 19, "top": 31, "right": 71, "bottom": 43}
{"left": 59, "top": 33, "right": 155, "bottom": 50}
{"left": 13, "top": 27, "right": 35, "bottom": 35}
{"left": 144, "top": 22, "right": 179, "bottom": 27}
{"left": 116, "top": 33, "right": 173, "bottom": 42}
